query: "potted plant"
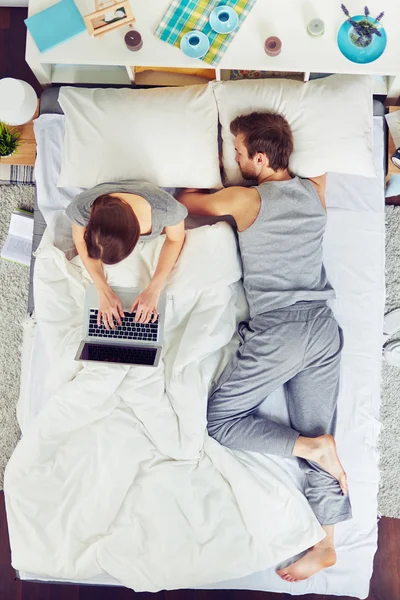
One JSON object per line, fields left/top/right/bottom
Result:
{"left": 341, "top": 4, "right": 384, "bottom": 48}
{"left": 0, "top": 122, "right": 20, "bottom": 158}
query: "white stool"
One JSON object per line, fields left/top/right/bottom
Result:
{"left": 0, "top": 78, "right": 37, "bottom": 126}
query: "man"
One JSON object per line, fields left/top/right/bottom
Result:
{"left": 179, "top": 112, "right": 352, "bottom": 582}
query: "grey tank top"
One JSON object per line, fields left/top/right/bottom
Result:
{"left": 238, "top": 177, "right": 335, "bottom": 318}
{"left": 66, "top": 181, "right": 188, "bottom": 241}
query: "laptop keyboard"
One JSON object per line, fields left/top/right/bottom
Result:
{"left": 84, "top": 343, "right": 157, "bottom": 365}
{"left": 88, "top": 310, "right": 159, "bottom": 342}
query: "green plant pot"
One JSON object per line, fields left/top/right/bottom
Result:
{"left": 0, "top": 122, "right": 20, "bottom": 158}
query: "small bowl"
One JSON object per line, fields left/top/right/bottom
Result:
{"left": 180, "top": 30, "right": 210, "bottom": 59}
{"left": 337, "top": 15, "right": 387, "bottom": 64}
{"left": 209, "top": 5, "right": 239, "bottom": 34}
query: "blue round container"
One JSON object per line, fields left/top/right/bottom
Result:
{"left": 180, "top": 31, "right": 210, "bottom": 59}
{"left": 209, "top": 5, "right": 239, "bottom": 34}
{"left": 337, "top": 15, "right": 387, "bottom": 64}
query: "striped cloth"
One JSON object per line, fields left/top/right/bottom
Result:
{"left": 155, "top": 0, "right": 257, "bottom": 66}
{"left": 0, "top": 164, "right": 35, "bottom": 185}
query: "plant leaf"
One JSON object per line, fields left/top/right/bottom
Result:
{"left": 0, "top": 121, "right": 20, "bottom": 156}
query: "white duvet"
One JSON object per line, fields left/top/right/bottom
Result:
{"left": 4, "top": 223, "right": 324, "bottom": 591}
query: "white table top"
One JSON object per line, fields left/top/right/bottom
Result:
{"left": 27, "top": 0, "right": 400, "bottom": 75}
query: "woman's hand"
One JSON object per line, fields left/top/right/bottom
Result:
{"left": 97, "top": 285, "right": 124, "bottom": 330}
{"left": 130, "top": 285, "right": 161, "bottom": 324}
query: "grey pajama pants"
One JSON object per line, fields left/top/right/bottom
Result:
{"left": 207, "top": 301, "right": 352, "bottom": 526}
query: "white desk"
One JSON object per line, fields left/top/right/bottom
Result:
{"left": 26, "top": 0, "right": 400, "bottom": 100}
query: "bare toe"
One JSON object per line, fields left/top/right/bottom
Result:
{"left": 276, "top": 569, "right": 288, "bottom": 580}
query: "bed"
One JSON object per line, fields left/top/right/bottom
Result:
{"left": 7, "top": 88, "right": 386, "bottom": 599}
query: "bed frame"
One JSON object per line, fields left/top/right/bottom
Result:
{"left": 17, "top": 85, "right": 387, "bottom": 597}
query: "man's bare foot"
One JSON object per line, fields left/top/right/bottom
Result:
{"left": 276, "top": 537, "right": 336, "bottom": 582}
{"left": 293, "top": 434, "right": 348, "bottom": 495}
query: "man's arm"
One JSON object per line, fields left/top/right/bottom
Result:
{"left": 178, "top": 187, "right": 245, "bottom": 219}
{"left": 308, "top": 174, "right": 327, "bottom": 209}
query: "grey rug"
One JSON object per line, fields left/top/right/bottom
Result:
{"left": 0, "top": 184, "right": 35, "bottom": 490}
{"left": 0, "top": 188, "right": 399, "bottom": 519}
{"left": 378, "top": 205, "right": 400, "bottom": 518}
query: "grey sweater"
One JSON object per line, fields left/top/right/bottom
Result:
{"left": 66, "top": 181, "right": 187, "bottom": 241}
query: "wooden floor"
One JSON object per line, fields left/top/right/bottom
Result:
{"left": 1, "top": 492, "right": 400, "bottom": 600}
{"left": 386, "top": 196, "right": 400, "bottom": 205}
{"left": 1, "top": 6, "right": 400, "bottom": 600}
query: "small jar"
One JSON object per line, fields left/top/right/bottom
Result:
{"left": 125, "top": 30, "right": 143, "bottom": 51}
{"left": 264, "top": 36, "right": 282, "bottom": 57}
{"left": 307, "top": 18, "right": 325, "bottom": 37}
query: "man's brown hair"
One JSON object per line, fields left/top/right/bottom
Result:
{"left": 84, "top": 194, "right": 140, "bottom": 265}
{"left": 230, "top": 112, "right": 294, "bottom": 171}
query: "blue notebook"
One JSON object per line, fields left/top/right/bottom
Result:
{"left": 25, "top": 0, "right": 86, "bottom": 53}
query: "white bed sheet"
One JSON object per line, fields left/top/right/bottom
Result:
{"left": 17, "top": 115, "right": 385, "bottom": 598}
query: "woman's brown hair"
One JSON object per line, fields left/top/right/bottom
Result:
{"left": 84, "top": 194, "right": 140, "bottom": 265}
{"left": 230, "top": 112, "right": 294, "bottom": 171}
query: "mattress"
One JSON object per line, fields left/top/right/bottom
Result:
{"left": 18, "top": 98, "right": 385, "bottom": 598}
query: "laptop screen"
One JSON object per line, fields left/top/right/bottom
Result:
{"left": 79, "top": 343, "right": 157, "bottom": 366}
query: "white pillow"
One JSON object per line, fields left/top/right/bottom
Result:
{"left": 58, "top": 85, "right": 222, "bottom": 189}
{"left": 212, "top": 74, "right": 374, "bottom": 184}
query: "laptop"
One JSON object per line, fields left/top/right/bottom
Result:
{"left": 75, "top": 285, "right": 166, "bottom": 367}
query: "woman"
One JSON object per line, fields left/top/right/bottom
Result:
{"left": 67, "top": 181, "right": 187, "bottom": 329}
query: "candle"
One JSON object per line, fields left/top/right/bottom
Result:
{"left": 264, "top": 36, "right": 282, "bottom": 57}
{"left": 125, "top": 30, "right": 143, "bottom": 51}
{"left": 307, "top": 19, "right": 325, "bottom": 37}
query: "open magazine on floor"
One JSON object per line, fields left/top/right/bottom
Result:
{"left": 1, "top": 209, "right": 34, "bottom": 266}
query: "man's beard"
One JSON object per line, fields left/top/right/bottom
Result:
{"left": 239, "top": 165, "right": 257, "bottom": 181}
